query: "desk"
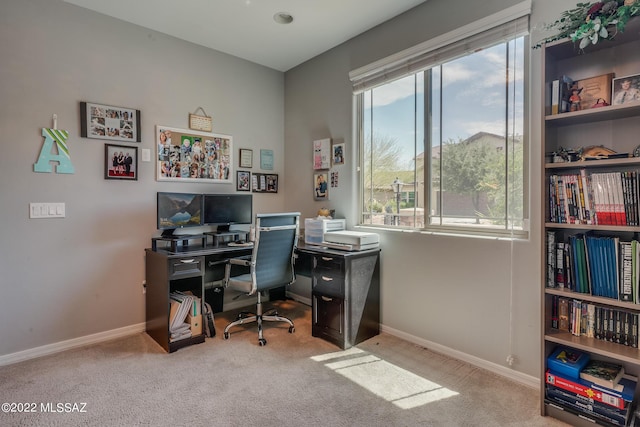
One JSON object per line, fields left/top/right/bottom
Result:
{"left": 296, "top": 243, "right": 380, "bottom": 349}
{"left": 145, "top": 244, "right": 252, "bottom": 353}
{"left": 145, "top": 242, "right": 380, "bottom": 352}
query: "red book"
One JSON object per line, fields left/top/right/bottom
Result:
{"left": 545, "top": 370, "right": 626, "bottom": 410}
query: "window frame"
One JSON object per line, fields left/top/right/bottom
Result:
{"left": 353, "top": 7, "right": 531, "bottom": 240}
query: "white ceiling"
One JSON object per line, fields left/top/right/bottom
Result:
{"left": 63, "top": 0, "right": 427, "bottom": 72}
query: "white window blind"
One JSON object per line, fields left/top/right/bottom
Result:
{"left": 349, "top": 1, "right": 531, "bottom": 94}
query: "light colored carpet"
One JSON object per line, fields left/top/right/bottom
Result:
{"left": 0, "top": 300, "right": 567, "bottom": 426}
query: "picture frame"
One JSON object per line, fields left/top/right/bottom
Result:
{"left": 156, "top": 125, "right": 232, "bottom": 183}
{"left": 252, "top": 173, "right": 278, "bottom": 193}
{"left": 333, "top": 142, "right": 345, "bottom": 165}
{"left": 313, "top": 138, "right": 331, "bottom": 170}
{"left": 612, "top": 74, "right": 640, "bottom": 105}
{"left": 239, "top": 148, "right": 253, "bottom": 168}
{"left": 314, "top": 171, "right": 329, "bottom": 200}
{"left": 81, "top": 102, "right": 141, "bottom": 142}
{"left": 237, "top": 170, "right": 251, "bottom": 191}
{"left": 260, "top": 149, "right": 274, "bottom": 170}
{"left": 105, "top": 144, "right": 138, "bottom": 180}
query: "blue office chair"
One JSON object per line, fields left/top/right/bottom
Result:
{"left": 223, "top": 212, "right": 300, "bottom": 346}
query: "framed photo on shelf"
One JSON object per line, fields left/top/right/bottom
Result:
{"left": 105, "top": 144, "right": 137, "bottom": 180}
{"left": 239, "top": 148, "right": 253, "bottom": 168}
{"left": 81, "top": 101, "right": 141, "bottom": 142}
{"left": 252, "top": 173, "right": 278, "bottom": 193}
{"left": 156, "top": 125, "right": 233, "bottom": 183}
{"left": 237, "top": 170, "right": 251, "bottom": 191}
{"left": 612, "top": 73, "right": 640, "bottom": 105}
{"left": 314, "top": 171, "right": 329, "bottom": 200}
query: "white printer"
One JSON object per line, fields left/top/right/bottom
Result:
{"left": 322, "top": 230, "right": 379, "bottom": 251}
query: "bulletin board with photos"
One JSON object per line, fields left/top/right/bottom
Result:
{"left": 156, "top": 125, "right": 232, "bottom": 183}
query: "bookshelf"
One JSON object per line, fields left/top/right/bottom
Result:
{"left": 541, "top": 18, "right": 640, "bottom": 426}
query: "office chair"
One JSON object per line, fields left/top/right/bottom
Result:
{"left": 223, "top": 212, "right": 300, "bottom": 346}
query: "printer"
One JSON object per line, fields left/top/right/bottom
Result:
{"left": 322, "top": 230, "right": 379, "bottom": 251}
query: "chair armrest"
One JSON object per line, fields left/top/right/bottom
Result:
{"left": 229, "top": 256, "right": 251, "bottom": 267}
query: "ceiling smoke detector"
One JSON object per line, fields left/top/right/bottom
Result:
{"left": 273, "top": 12, "right": 293, "bottom": 24}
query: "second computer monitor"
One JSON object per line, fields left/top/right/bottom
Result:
{"left": 203, "top": 194, "right": 252, "bottom": 232}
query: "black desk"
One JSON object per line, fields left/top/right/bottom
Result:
{"left": 296, "top": 243, "right": 381, "bottom": 349}
{"left": 145, "top": 244, "right": 253, "bottom": 353}
{"left": 145, "top": 242, "right": 380, "bottom": 352}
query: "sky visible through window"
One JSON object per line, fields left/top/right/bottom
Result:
{"left": 366, "top": 38, "right": 524, "bottom": 169}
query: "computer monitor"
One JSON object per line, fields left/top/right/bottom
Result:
{"left": 203, "top": 194, "right": 252, "bottom": 232}
{"left": 157, "top": 192, "right": 203, "bottom": 237}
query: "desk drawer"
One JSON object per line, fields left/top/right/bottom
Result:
{"left": 169, "top": 256, "right": 204, "bottom": 279}
{"left": 312, "top": 270, "right": 344, "bottom": 297}
{"left": 314, "top": 255, "right": 344, "bottom": 272}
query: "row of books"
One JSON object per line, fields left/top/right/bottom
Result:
{"left": 549, "top": 171, "right": 640, "bottom": 227}
{"left": 546, "top": 346, "right": 636, "bottom": 426}
{"left": 546, "top": 231, "right": 640, "bottom": 303}
{"left": 551, "top": 296, "right": 639, "bottom": 348}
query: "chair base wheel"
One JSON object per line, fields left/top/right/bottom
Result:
{"left": 258, "top": 338, "right": 267, "bottom": 346}
{"left": 224, "top": 332, "right": 229, "bottom": 339}
{"left": 289, "top": 326, "right": 295, "bottom": 333}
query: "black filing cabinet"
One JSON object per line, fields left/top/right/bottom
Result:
{"left": 299, "top": 245, "right": 380, "bottom": 349}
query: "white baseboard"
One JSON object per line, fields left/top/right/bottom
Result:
{"left": 0, "top": 323, "right": 145, "bottom": 367}
{"left": 380, "top": 324, "right": 540, "bottom": 389}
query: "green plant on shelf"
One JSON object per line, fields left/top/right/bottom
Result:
{"left": 533, "top": 0, "right": 640, "bottom": 49}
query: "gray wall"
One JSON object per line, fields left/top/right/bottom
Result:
{"left": 1, "top": 0, "right": 574, "bottom": 382}
{"left": 284, "top": 0, "right": 571, "bottom": 379}
{"left": 0, "top": 0, "right": 285, "bottom": 356}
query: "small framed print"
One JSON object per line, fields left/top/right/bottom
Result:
{"left": 237, "top": 170, "right": 251, "bottom": 191}
{"left": 612, "top": 74, "right": 640, "bottom": 105}
{"left": 313, "top": 138, "right": 331, "bottom": 170}
{"left": 260, "top": 149, "right": 274, "bottom": 170}
{"left": 252, "top": 173, "right": 278, "bottom": 193}
{"left": 239, "top": 149, "right": 253, "bottom": 168}
{"left": 314, "top": 171, "right": 329, "bottom": 200}
{"left": 81, "top": 101, "right": 141, "bottom": 142}
{"left": 105, "top": 144, "right": 137, "bottom": 180}
{"left": 333, "top": 142, "right": 345, "bottom": 165}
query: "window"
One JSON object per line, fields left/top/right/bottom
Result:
{"left": 353, "top": 8, "right": 529, "bottom": 238}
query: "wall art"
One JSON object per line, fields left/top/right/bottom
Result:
{"left": 156, "top": 125, "right": 232, "bottom": 183}
{"left": 105, "top": 144, "right": 137, "bottom": 180}
{"left": 80, "top": 101, "right": 141, "bottom": 142}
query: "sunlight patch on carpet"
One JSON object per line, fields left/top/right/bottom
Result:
{"left": 311, "top": 349, "right": 458, "bottom": 409}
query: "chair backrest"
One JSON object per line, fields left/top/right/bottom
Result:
{"left": 251, "top": 212, "right": 300, "bottom": 291}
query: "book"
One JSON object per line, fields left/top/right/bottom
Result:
{"left": 547, "top": 346, "right": 590, "bottom": 380}
{"left": 559, "top": 75, "right": 574, "bottom": 113}
{"left": 546, "top": 386, "right": 630, "bottom": 426}
{"left": 551, "top": 79, "right": 560, "bottom": 114}
{"left": 580, "top": 360, "right": 625, "bottom": 389}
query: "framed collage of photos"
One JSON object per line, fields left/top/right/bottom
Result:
{"left": 252, "top": 173, "right": 278, "bottom": 193}
{"left": 80, "top": 101, "right": 141, "bottom": 142}
{"left": 156, "top": 125, "right": 232, "bottom": 183}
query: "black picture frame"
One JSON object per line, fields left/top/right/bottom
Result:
{"left": 105, "top": 144, "right": 138, "bottom": 180}
{"left": 81, "top": 101, "right": 141, "bottom": 142}
{"left": 252, "top": 173, "right": 278, "bottom": 193}
{"left": 237, "top": 170, "right": 251, "bottom": 191}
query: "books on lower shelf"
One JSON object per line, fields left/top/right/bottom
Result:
{"left": 169, "top": 291, "right": 201, "bottom": 342}
{"left": 550, "top": 296, "right": 639, "bottom": 348}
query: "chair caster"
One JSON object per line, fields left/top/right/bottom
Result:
{"left": 288, "top": 326, "right": 295, "bottom": 333}
{"left": 258, "top": 338, "right": 267, "bottom": 346}
{"left": 224, "top": 332, "right": 230, "bottom": 340}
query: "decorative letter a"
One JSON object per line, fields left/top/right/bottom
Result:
{"left": 34, "top": 128, "right": 75, "bottom": 173}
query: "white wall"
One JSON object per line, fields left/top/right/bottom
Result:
{"left": 283, "top": 0, "right": 575, "bottom": 378}
{"left": 0, "top": 0, "right": 285, "bottom": 357}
